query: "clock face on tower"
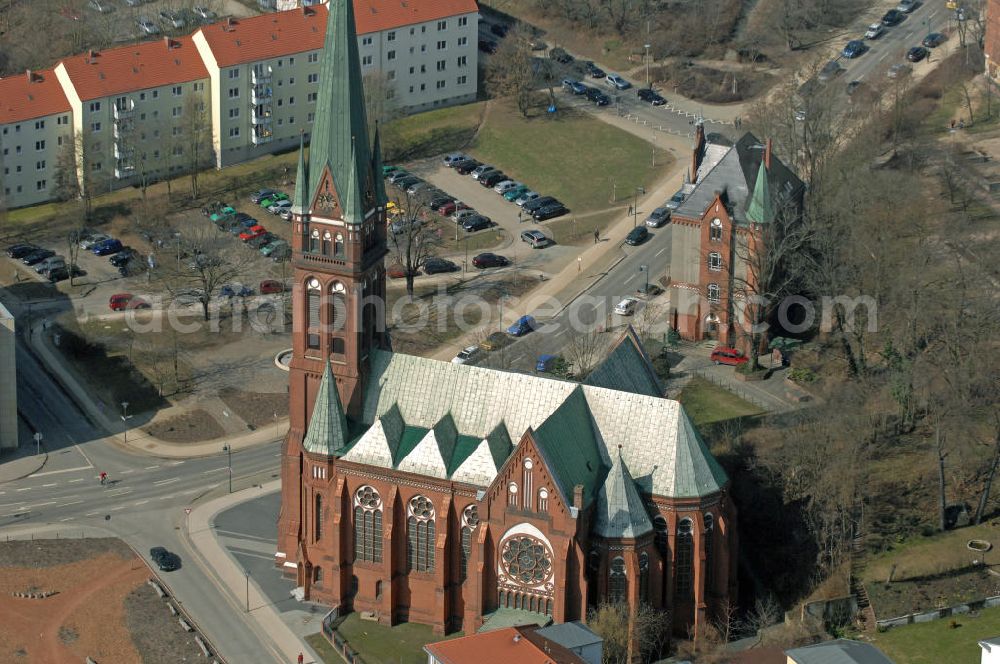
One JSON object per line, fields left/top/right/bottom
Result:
{"left": 316, "top": 192, "right": 338, "bottom": 212}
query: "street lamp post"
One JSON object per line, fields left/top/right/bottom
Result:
{"left": 644, "top": 43, "right": 651, "bottom": 88}
{"left": 223, "top": 443, "right": 232, "bottom": 493}
{"left": 244, "top": 569, "right": 251, "bottom": 613}
{"left": 120, "top": 402, "right": 132, "bottom": 443}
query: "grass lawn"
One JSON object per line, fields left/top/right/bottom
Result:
{"left": 871, "top": 604, "right": 1000, "bottom": 664}
{"left": 468, "top": 101, "right": 670, "bottom": 218}
{"left": 678, "top": 376, "right": 763, "bottom": 426}
{"left": 863, "top": 522, "right": 1000, "bottom": 585}
{"left": 305, "top": 632, "right": 342, "bottom": 664}
{"left": 385, "top": 102, "right": 486, "bottom": 162}
{"left": 332, "top": 612, "right": 462, "bottom": 664}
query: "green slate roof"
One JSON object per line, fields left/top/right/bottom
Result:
{"left": 531, "top": 386, "right": 607, "bottom": 509}
{"left": 672, "top": 408, "right": 729, "bottom": 497}
{"left": 745, "top": 158, "right": 774, "bottom": 225}
{"left": 593, "top": 450, "right": 654, "bottom": 539}
{"left": 307, "top": 0, "right": 371, "bottom": 222}
{"left": 584, "top": 325, "right": 663, "bottom": 397}
{"left": 303, "top": 362, "right": 348, "bottom": 456}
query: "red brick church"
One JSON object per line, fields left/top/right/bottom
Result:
{"left": 276, "top": 0, "right": 737, "bottom": 639}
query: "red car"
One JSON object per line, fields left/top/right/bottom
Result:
{"left": 259, "top": 280, "right": 284, "bottom": 294}
{"left": 387, "top": 263, "right": 419, "bottom": 279}
{"left": 239, "top": 225, "right": 267, "bottom": 241}
{"left": 437, "top": 200, "right": 469, "bottom": 216}
{"left": 108, "top": 293, "right": 150, "bottom": 311}
{"left": 710, "top": 346, "right": 748, "bottom": 366}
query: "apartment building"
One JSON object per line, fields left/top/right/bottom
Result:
{"left": 54, "top": 37, "right": 211, "bottom": 196}
{"left": 0, "top": 70, "right": 72, "bottom": 209}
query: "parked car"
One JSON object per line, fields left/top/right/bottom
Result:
{"left": 842, "top": 40, "right": 866, "bottom": 58}
{"left": 515, "top": 191, "right": 540, "bottom": 206}
{"left": 109, "top": 293, "right": 150, "bottom": 311}
{"left": 614, "top": 297, "right": 639, "bottom": 316}
{"left": 479, "top": 331, "right": 509, "bottom": 351}
{"left": 636, "top": 282, "right": 663, "bottom": 297}
{"left": 259, "top": 280, "right": 284, "bottom": 294}
{"left": 80, "top": 233, "right": 110, "bottom": 249}
{"left": 906, "top": 46, "right": 929, "bottom": 62}
{"left": 710, "top": 346, "right": 748, "bottom": 366}
{"left": 472, "top": 253, "right": 509, "bottom": 269}
{"left": 462, "top": 215, "right": 493, "bottom": 232}
{"left": 585, "top": 61, "right": 605, "bottom": 78}
{"left": 138, "top": 17, "right": 160, "bottom": 35}
{"left": 158, "top": 10, "right": 185, "bottom": 29}
{"left": 922, "top": 32, "right": 946, "bottom": 47}
{"left": 881, "top": 9, "right": 905, "bottom": 25}
{"left": 637, "top": 88, "right": 666, "bottom": 105}
{"left": 644, "top": 206, "right": 671, "bottom": 228}
{"left": 536, "top": 354, "right": 560, "bottom": 372}
{"left": 438, "top": 200, "right": 469, "bottom": 216}
{"left": 387, "top": 263, "right": 419, "bottom": 279}
{"left": 35, "top": 256, "right": 65, "bottom": 274}
{"left": 443, "top": 153, "right": 468, "bottom": 167}
{"left": 387, "top": 170, "right": 411, "bottom": 184}
{"left": 521, "top": 230, "right": 549, "bottom": 248}
{"left": 624, "top": 226, "right": 649, "bottom": 246}
{"left": 452, "top": 209, "right": 478, "bottom": 224}
{"left": 6, "top": 243, "right": 39, "bottom": 258}
{"left": 192, "top": 6, "right": 217, "bottom": 20}
{"left": 523, "top": 196, "right": 557, "bottom": 212}
{"left": 221, "top": 284, "right": 254, "bottom": 298}
{"left": 393, "top": 175, "right": 421, "bottom": 190}
{"left": 149, "top": 546, "right": 180, "bottom": 571}
{"left": 561, "top": 79, "right": 588, "bottom": 95}
{"left": 93, "top": 239, "right": 124, "bottom": 256}
{"left": 280, "top": 209, "right": 294, "bottom": 221}
{"left": 109, "top": 249, "right": 137, "bottom": 267}
{"left": 865, "top": 22, "right": 885, "bottom": 39}
{"left": 270, "top": 245, "right": 291, "bottom": 262}
{"left": 259, "top": 192, "right": 288, "bottom": 208}
{"left": 897, "top": 0, "right": 917, "bottom": 12}
{"left": 585, "top": 87, "right": 611, "bottom": 106}
{"left": 549, "top": 47, "right": 573, "bottom": 64}
{"left": 210, "top": 206, "right": 236, "bottom": 222}
{"left": 260, "top": 240, "right": 289, "bottom": 257}
{"left": 268, "top": 200, "right": 292, "bottom": 214}
{"left": 202, "top": 201, "right": 229, "bottom": 216}
{"left": 507, "top": 315, "right": 537, "bottom": 337}
{"left": 494, "top": 180, "right": 519, "bottom": 195}
{"left": 471, "top": 164, "right": 496, "bottom": 180}
{"left": 382, "top": 164, "right": 401, "bottom": 176}
{"left": 239, "top": 226, "right": 268, "bottom": 241}
{"left": 22, "top": 248, "right": 55, "bottom": 265}
{"left": 455, "top": 160, "right": 481, "bottom": 175}
{"left": 532, "top": 203, "right": 568, "bottom": 221}
{"left": 452, "top": 345, "right": 480, "bottom": 364}
{"left": 390, "top": 218, "right": 422, "bottom": 235}
{"left": 606, "top": 73, "right": 631, "bottom": 90}
{"left": 818, "top": 60, "right": 843, "bottom": 82}
{"left": 504, "top": 185, "right": 530, "bottom": 202}
{"left": 47, "top": 266, "right": 84, "bottom": 283}
{"left": 480, "top": 171, "right": 508, "bottom": 188}
{"left": 665, "top": 190, "right": 686, "bottom": 211}
{"left": 250, "top": 188, "right": 278, "bottom": 204}
{"left": 423, "top": 257, "right": 459, "bottom": 274}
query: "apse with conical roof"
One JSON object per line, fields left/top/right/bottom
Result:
{"left": 302, "top": 361, "right": 349, "bottom": 456}
{"left": 307, "top": 0, "right": 373, "bottom": 223}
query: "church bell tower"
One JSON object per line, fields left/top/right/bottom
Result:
{"left": 277, "top": 0, "right": 389, "bottom": 568}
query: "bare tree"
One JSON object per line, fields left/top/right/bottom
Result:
{"left": 52, "top": 132, "right": 81, "bottom": 204}
{"left": 486, "top": 26, "right": 536, "bottom": 117}
{"left": 181, "top": 93, "right": 212, "bottom": 200}
{"left": 363, "top": 71, "right": 400, "bottom": 139}
{"left": 587, "top": 602, "right": 670, "bottom": 664}
{"left": 564, "top": 328, "right": 605, "bottom": 379}
{"left": 745, "top": 594, "right": 782, "bottom": 646}
{"left": 388, "top": 192, "right": 441, "bottom": 298}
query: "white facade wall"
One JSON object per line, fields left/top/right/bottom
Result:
{"left": 0, "top": 113, "right": 72, "bottom": 208}
{"left": 0, "top": 303, "right": 16, "bottom": 451}
{"left": 982, "top": 639, "right": 1000, "bottom": 664}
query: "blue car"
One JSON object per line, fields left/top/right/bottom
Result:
{"left": 842, "top": 40, "right": 866, "bottom": 58}
{"left": 92, "top": 239, "right": 123, "bottom": 256}
{"left": 221, "top": 285, "right": 254, "bottom": 298}
{"left": 536, "top": 354, "right": 558, "bottom": 372}
{"left": 507, "top": 315, "right": 537, "bottom": 337}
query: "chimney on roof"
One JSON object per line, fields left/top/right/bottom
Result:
{"left": 513, "top": 635, "right": 521, "bottom": 643}
{"left": 764, "top": 138, "right": 772, "bottom": 170}
{"left": 25, "top": 69, "right": 33, "bottom": 83}
{"left": 164, "top": 37, "right": 172, "bottom": 49}
{"left": 227, "top": 17, "right": 234, "bottom": 28}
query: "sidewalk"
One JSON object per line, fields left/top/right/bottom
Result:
{"left": 185, "top": 480, "right": 319, "bottom": 664}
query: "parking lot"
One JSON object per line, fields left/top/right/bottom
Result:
{"left": 72, "top": 0, "right": 254, "bottom": 47}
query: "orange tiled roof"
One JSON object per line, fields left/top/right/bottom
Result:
{"left": 59, "top": 36, "right": 209, "bottom": 101}
{"left": 198, "top": 0, "right": 479, "bottom": 68}
{"left": 357, "top": 0, "right": 479, "bottom": 34}
{"left": 0, "top": 69, "right": 71, "bottom": 125}
{"left": 423, "top": 626, "right": 586, "bottom": 664}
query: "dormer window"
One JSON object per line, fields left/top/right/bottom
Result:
{"left": 710, "top": 218, "right": 722, "bottom": 242}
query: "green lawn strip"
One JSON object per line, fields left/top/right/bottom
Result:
{"left": 385, "top": 102, "right": 486, "bottom": 162}
{"left": 871, "top": 605, "right": 1000, "bottom": 664}
{"left": 304, "top": 633, "right": 342, "bottom": 664}
{"left": 678, "top": 376, "right": 763, "bottom": 426}
{"left": 468, "top": 106, "right": 667, "bottom": 215}
{"left": 862, "top": 521, "right": 1000, "bottom": 585}
{"left": 334, "top": 612, "right": 462, "bottom": 664}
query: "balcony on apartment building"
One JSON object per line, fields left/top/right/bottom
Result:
{"left": 114, "top": 159, "right": 135, "bottom": 179}
{"left": 113, "top": 143, "right": 135, "bottom": 160}
{"left": 251, "top": 126, "right": 273, "bottom": 145}
{"left": 251, "top": 112, "right": 273, "bottom": 126}
{"left": 113, "top": 99, "right": 135, "bottom": 121}
{"left": 251, "top": 66, "right": 272, "bottom": 85}
{"left": 251, "top": 86, "right": 272, "bottom": 105}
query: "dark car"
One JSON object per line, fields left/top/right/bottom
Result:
{"left": 423, "top": 257, "right": 459, "bottom": 274}
{"left": 907, "top": 46, "right": 928, "bottom": 62}
{"left": 490, "top": 22, "right": 508, "bottom": 37}
{"left": 22, "top": 248, "right": 55, "bottom": 265}
{"left": 157, "top": 552, "right": 180, "bottom": 571}
{"left": 532, "top": 204, "right": 568, "bottom": 221}
{"left": 393, "top": 175, "right": 422, "bottom": 190}
{"left": 455, "top": 159, "right": 481, "bottom": 175}
{"left": 109, "top": 249, "right": 137, "bottom": 267}
{"left": 429, "top": 195, "right": 454, "bottom": 211}
{"left": 6, "top": 243, "right": 39, "bottom": 259}
{"left": 523, "top": 196, "right": 557, "bottom": 213}
{"left": 922, "top": 32, "right": 946, "bottom": 47}
{"left": 250, "top": 189, "right": 277, "bottom": 204}
{"left": 562, "top": 79, "right": 589, "bottom": 95}
{"left": 881, "top": 8, "right": 905, "bottom": 25}
{"left": 625, "top": 226, "right": 649, "bottom": 246}
{"left": 480, "top": 171, "right": 507, "bottom": 187}
{"left": 585, "top": 87, "right": 610, "bottom": 106}
{"left": 637, "top": 88, "right": 666, "bottom": 105}
{"left": 550, "top": 47, "right": 573, "bottom": 64}
{"left": 842, "top": 40, "right": 866, "bottom": 58}
{"left": 47, "top": 266, "right": 84, "bottom": 283}
{"left": 462, "top": 215, "right": 493, "bottom": 232}
{"left": 636, "top": 282, "right": 663, "bottom": 297}
{"left": 472, "top": 252, "right": 509, "bottom": 269}
{"left": 585, "top": 61, "right": 605, "bottom": 78}
{"left": 93, "top": 239, "right": 124, "bottom": 256}
{"left": 248, "top": 232, "right": 278, "bottom": 249}
{"left": 234, "top": 212, "right": 255, "bottom": 224}
{"left": 478, "top": 39, "right": 498, "bottom": 54}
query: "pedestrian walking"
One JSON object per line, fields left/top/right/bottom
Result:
{"left": 297, "top": 653, "right": 304, "bottom": 664}
{"left": 627, "top": 204, "right": 633, "bottom": 215}
{"left": 99, "top": 471, "right": 107, "bottom": 485}
{"left": 593, "top": 229, "right": 600, "bottom": 244}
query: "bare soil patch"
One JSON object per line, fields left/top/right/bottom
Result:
{"left": 652, "top": 62, "right": 776, "bottom": 104}
{"left": 218, "top": 387, "right": 289, "bottom": 427}
{"left": 141, "top": 408, "right": 226, "bottom": 442}
{"left": 123, "top": 583, "right": 208, "bottom": 664}
{"left": 868, "top": 566, "right": 1000, "bottom": 619}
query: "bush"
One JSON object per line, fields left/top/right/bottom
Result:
{"left": 788, "top": 367, "right": 817, "bottom": 383}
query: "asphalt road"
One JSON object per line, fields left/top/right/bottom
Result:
{"left": 1, "top": 298, "right": 287, "bottom": 663}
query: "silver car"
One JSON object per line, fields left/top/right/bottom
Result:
{"left": 644, "top": 206, "right": 671, "bottom": 228}
{"left": 193, "top": 6, "right": 217, "bottom": 20}
{"left": 138, "top": 17, "right": 159, "bottom": 35}
{"left": 665, "top": 190, "right": 686, "bottom": 210}
{"left": 159, "top": 10, "right": 185, "bottom": 29}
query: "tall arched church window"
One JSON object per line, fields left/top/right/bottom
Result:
{"left": 609, "top": 556, "right": 627, "bottom": 605}
{"left": 710, "top": 218, "right": 723, "bottom": 242}
{"left": 322, "top": 230, "right": 332, "bottom": 255}
{"left": 676, "top": 518, "right": 694, "bottom": 598}
{"left": 537, "top": 487, "right": 549, "bottom": 512}
{"left": 353, "top": 485, "right": 383, "bottom": 563}
{"left": 460, "top": 504, "right": 479, "bottom": 583}
{"left": 653, "top": 515, "right": 669, "bottom": 556}
{"left": 306, "top": 278, "right": 321, "bottom": 349}
{"left": 522, "top": 458, "right": 533, "bottom": 510}
{"left": 334, "top": 233, "right": 345, "bottom": 257}
{"left": 639, "top": 552, "right": 650, "bottom": 603}
{"left": 310, "top": 228, "right": 320, "bottom": 253}
{"left": 407, "top": 495, "right": 436, "bottom": 572}
{"left": 704, "top": 513, "right": 715, "bottom": 594}
{"left": 507, "top": 482, "right": 518, "bottom": 507}
{"left": 314, "top": 493, "right": 323, "bottom": 541}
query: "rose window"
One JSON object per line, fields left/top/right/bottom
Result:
{"left": 501, "top": 536, "right": 553, "bottom": 585}
{"left": 356, "top": 486, "right": 381, "bottom": 510}
{"left": 409, "top": 495, "right": 434, "bottom": 520}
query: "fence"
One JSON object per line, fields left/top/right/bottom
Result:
{"left": 689, "top": 367, "right": 780, "bottom": 412}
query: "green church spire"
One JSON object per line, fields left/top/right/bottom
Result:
{"left": 303, "top": 361, "right": 349, "bottom": 456}
{"left": 308, "top": 0, "right": 372, "bottom": 222}
{"left": 291, "top": 132, "right": 308, "bottom": 216}
{"left": 746, "top": 158, "right": 774, "bottom": 225}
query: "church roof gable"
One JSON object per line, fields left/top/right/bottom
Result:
{"left": 584, "top": 325, "right": 663, "bottom": 397}
{"left": 594, "top": 450, "right": 654, "bottom": 539}
{"left": 302, "top": 362, "right": 348, "bottom": 456}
